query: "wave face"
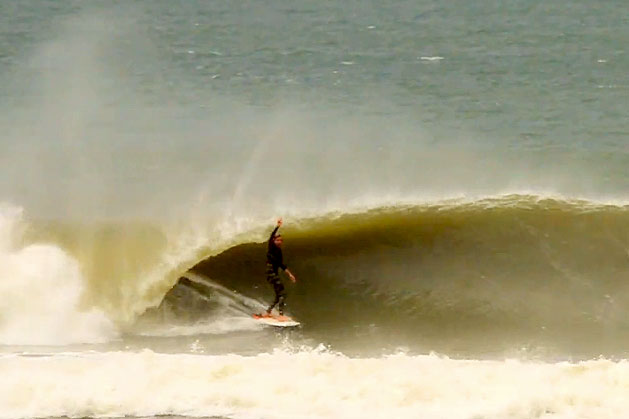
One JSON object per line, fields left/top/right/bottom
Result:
{"left": 177, "top": 196, "right": 629, "bottom": 357}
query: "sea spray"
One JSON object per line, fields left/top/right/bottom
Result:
{"left": 0, "top": 205, "right": 116, "bottom": 345}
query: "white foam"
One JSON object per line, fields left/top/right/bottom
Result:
{"left": 1, "top": 349, "right": 628, "bottom": 419}
{"left": 0, "top": 206, "right": 117, "bottom": 345}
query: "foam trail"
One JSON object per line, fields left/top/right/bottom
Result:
{"left": 1, "top": 349, "right": 629, "bottom": 419}
{"left": 184, "top": 272, "right": 269, "bottom": 314}
{"left": 135, "top": 272, "right": 268, "bottom": 337}
{"left": 0, "top": 206, "right": 116, "bottom": 345}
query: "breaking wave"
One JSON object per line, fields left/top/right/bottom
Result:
{"left": 173, "top": 194, "right": 629, "bottom": 356}
{"left": 2, "top": 194, "right": 628, "bottom": 353}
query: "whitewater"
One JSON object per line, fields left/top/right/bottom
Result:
{"left": 1, "top": 0, "right": 628, "bottom": 418}
{"left": 3, "top": 350, "right": 629, "bottom": 419}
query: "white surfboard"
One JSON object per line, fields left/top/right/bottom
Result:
{"left": 252, "top": 314, "right": 300, "bottom": 327}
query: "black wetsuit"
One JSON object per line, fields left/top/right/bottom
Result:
{"left": 266, "top": 226, "right": 288, "bottom": 314}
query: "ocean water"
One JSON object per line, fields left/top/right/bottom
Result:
{"left": 0, "top": 1, "right": 628, "bottom": 418}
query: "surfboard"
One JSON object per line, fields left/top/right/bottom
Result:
{"left": 252, "top": 314, "right": 300, "bottom": 327}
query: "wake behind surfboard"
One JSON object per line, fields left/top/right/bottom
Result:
{"left": 252, "top": 313, "right": 300, "bottom": 327}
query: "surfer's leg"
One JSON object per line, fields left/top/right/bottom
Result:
{"left": 266, "top": 265, "right": 282, "bottom": 314}
{"left": 265, "top": 264, "right": 276, "bottom": 313}
{"left": 275, "top": 281, "right": 287, "bottom": 315}
{"left": 267, "top": 279, "right": 279, "bottom": 313}
{"left": 266, "top": 277, "right": 286, "bottom": 315}
{"left": 267, "top": 292, "right": 279, "bottom": 314}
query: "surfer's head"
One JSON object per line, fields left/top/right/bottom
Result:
{"left": 273, "top": 234, "right": 283, "bottom": 247}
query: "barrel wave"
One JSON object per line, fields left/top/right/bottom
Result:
{"left": 154, "top": 195, "right": 629, "bottom": 358}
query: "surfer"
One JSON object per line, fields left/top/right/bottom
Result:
{"left": 264, "top": 218, "right": 296, "bottom": 317}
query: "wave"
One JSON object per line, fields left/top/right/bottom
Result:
{"left": 169, "top": 194, "right": 629, "bottom": 356}
{"left": 2, "top": 348, "right": 629, "bottom": 419}
{"left": 2, "top": 194, "right": 628, "bottom": 350}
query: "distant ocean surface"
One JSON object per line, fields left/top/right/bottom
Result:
{"left": 0, "top": 1, "right": 627, "bottom": 418}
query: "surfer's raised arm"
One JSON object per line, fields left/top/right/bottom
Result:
{"left": 269, "top": 218, "right": 282, "bottom": 242}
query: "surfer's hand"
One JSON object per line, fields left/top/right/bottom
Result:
{"left": 289, "top": 273, "right": 296, "bottom": 283}
{"left": 277, "top": 218, "right": 283, "bottom": 227}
